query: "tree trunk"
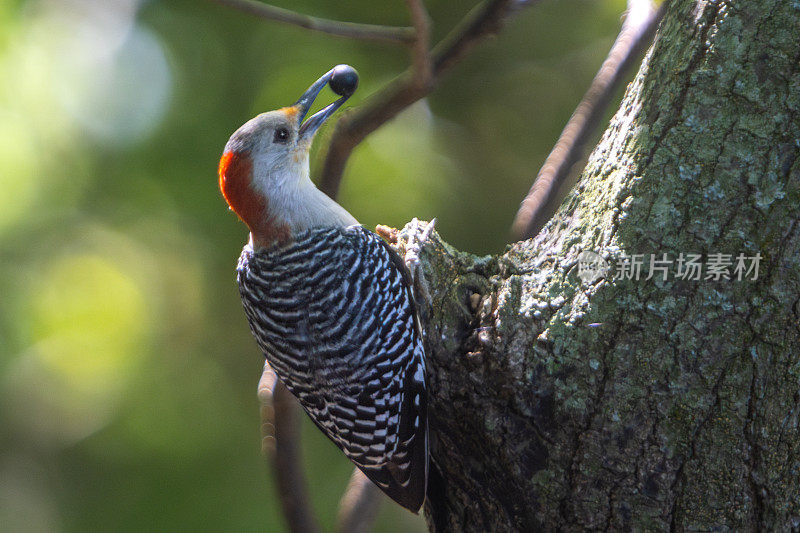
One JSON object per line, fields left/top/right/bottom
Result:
{"left": 411, "top": 0, "right": 800, "bottom": 530}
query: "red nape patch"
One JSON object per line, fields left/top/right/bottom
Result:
{"left": 218, "top": 151, "right": 291, "bottom": 247}
{"left": 219, "top": 151, "right": 262, "bottom": 228}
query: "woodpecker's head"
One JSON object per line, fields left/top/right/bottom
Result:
{"left": 219, "top": 65, "right": 358, "bottom": 247}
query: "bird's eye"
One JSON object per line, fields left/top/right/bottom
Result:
{"left": 273, "top": 126, "right": 290, "bottom": 144}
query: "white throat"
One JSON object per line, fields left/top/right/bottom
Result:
{"left": 253, "top": 151, "right": 359, "bottom": 234}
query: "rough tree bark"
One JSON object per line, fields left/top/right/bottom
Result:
{"left": 407, "top": 0, "right": 800, "bottom": 530}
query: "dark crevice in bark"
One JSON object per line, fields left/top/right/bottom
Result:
{"left": 557, "top": 318, "right": 623, "bottom": 527}
{"left": 744, "top": 342, "right": 766, "bottom": 530}
{"left": 667, "top": 367, "right": 729, "bottom": 532}
{"left": 641, "top": 0, "right": 724, "bottom": 169}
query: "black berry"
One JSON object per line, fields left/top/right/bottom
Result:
{"left": 329, "top": 65, "right": 359, "bottom": 97}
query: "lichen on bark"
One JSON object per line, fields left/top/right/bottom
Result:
{"left": 409, "top": 0, "right": 800, "bottom": 530}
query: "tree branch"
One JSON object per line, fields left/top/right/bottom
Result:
{"left": 509, "top": 0, "right": 665, "bottom": 241}
{"left": 335, "top": 469, "right": 383, "bottom": 533}
{"left": 319, "top": 0, "right": 538, "bottom": 198}
{"left": 209, "top": 0, "right": 415, "bottom": 44}
{"left": 258, "top": 363, "right": 322, "bottom": 533}
{"left": 431, "top": 0, "right": 534, "bottom": 76}
{"left": 405, "top": 0, "right": 433, "bottom": 88}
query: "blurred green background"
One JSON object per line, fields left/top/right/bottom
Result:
{"left": 0, "top": 0, "right": 628, "bottom": 530}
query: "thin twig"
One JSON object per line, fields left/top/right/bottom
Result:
{"left": 510, "top": 0, "right": 665, "bottom": 241}
{"left": 258, "top": 363, "right": 322, "bottom": 533}
{"left": 319, "top": 0, "right": 538, "bottom": 198}
{"left": 209, "top": 0, "right": 415, "bottom": 44}
{"left": 335, "top": 469, "right": 383, "bottom": 533}
{"left": 405, "top": 0, "right": 433, "bottom": 87}
{"left": 431, "top": 0, "right": 535, "bottom": 76}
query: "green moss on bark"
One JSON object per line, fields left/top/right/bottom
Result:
{"left": 415, "top": 0, "right": 800, "bottom": 530}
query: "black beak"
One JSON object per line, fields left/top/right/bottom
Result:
{"left": 295, "top": 65, "right": 358, "bottom": 139}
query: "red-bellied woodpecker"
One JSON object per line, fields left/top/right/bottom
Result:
{"left": 218, "top": 65, "right": 428, "bottom": 512}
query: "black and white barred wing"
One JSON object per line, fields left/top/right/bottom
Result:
{"left": 237, "top": 226, "right": 427, "bottom": 512}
